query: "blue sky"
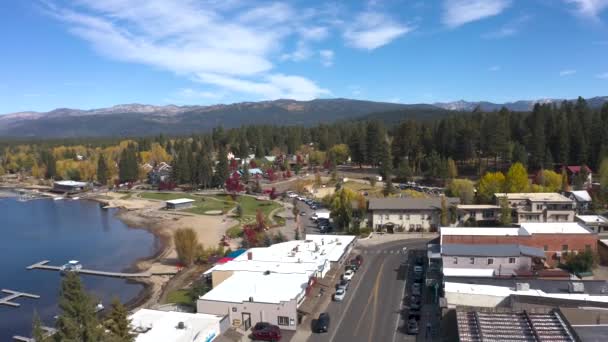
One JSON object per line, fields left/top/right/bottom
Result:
{"left": 0, "top": 0, "right": 607, "bottom": 113}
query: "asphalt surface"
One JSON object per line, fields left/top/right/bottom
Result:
{"left": 307, "top": 239, "right": 429, "bottom": 342}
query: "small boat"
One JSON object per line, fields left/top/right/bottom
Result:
{"left": 95, "top": 302, "right": 104, "bottom": 313}
{"left": 60, "top": 260, "right": 83, "bottom": 274}
{"left": 53, "top": 197, "right": 65, "bottom": 201}
{"left": 71, "top": 197, "right": 80, "bottom": 200}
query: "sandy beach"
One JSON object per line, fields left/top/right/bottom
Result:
{"left": 91, "top": 191, "right": 240, "bottom": 310}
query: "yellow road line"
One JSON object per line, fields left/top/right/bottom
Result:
{"left": 354, "top": 259, "right": 386, "bottom": 336}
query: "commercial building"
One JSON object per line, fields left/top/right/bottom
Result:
{"left": 197, "top": 235, "right": 355, "bottom": 331}
{"left": 440, "top": 223, "right": 597, "bottom": 266}
{"left": 165, "top": 198, "right": 195, "bottom": 210}
{"left": 576, "top": 215, "right": 608, "bottom": 233}
{"left": 494, "top": 192, "right": 576, "bottom": 223}
{"left": 129, "top": 309, "right": 228, "bottom": 342}
{"left": 455, "top": 204, "right": 501, "bottom": 225}
{"left": 442, "top": 243, "right": 545, "bottom": 277}
{"left": 368, "top": 197, "right": 460, "bottom": 232}
{"left": 52, "top": 180, "right": 89, "bottom": 194}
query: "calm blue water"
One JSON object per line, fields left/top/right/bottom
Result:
{"left": 0, "top": 197, "right": 158, "bottom": 340}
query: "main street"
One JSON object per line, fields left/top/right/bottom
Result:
{"left": 307, "top": 238, "right": 429, "bottom": 342}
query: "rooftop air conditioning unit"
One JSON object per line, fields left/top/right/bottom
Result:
{"left": 249, "top": 297, "right": 254, "bottom": 302}
{"left": 177, "top": 322, "right": 186, "bottom": 330}
{"left": 516, "top": 283, "right": 530, "bottom": 291}
{"left": 569, "top": 282, "right": 585, "bottom": 293}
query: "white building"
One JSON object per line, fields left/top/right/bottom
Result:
{"left": 576, "top": 215, "right": 608, "bottom": 233}
{"left": 456, "top": 204, "right": 501, "bottom": 225}
{"left": 368, "top": 197, "right": 460, "bottom": 232}
{"left": 130, "top": 309, "right": 228, "bottom": 342}
{"left": 197, "top": 235, "right": 355, "bottom": 331}
{"left": 494, "top": 193, "right": 575, "bottom": 223}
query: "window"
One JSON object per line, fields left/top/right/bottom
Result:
{"left": 543, "top": 245, "right": 548, "bottom": 251}
{"left": 406, "top": 214, "right": 410, "bottom": 220}
{"left": 469, "top": 257, "right": 475, "bottom": 265}
{"left": 399, "top": 214, "right": 403, "bottom": 220}
{"left": 509, "top": 257, "right": 516, "bottom": 264}
{"left": 416, "top": 224, "right": 422, "bottom": 230}
{"left": 409, "top": 224, "right": 415, "bottom": 229}
{"left": 427, "top": 215, "right": 432, "bottom": 220}
{"left": 277, "top": 316, "right": 290, "bottom": 326}
{"left": 453, "top": 257, "right": 458, "bottom": 264}
{"left": 385, "top": 214, "right": 389, "bottom": 219}
{"left": 562, "top": 244, "right": 568, "bottom": 251}
{"left": 487, "top": 258, "right": 494, "bottom": 265}
{"left": 536, "top": 204, "right": 542, "bottom": 210}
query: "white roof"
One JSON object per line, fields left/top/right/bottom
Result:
{"left": 570, "top": 190, "right": 592, "bottom": 202}
{"left": 55, "top": 180, "right": 88, "bottom": 187}
{"left": 210, "top": 259, "right": 319, "bottom": 276}
{"left": 442, "top": 268, "right": 495, "bottom": 277}
{"left": 457, "top": 205, "right": 500, "bottom": 210}
{"left": 519, "top": 222, "right": 592, "bottom": 234}
{"left": 495, "top": 192, "right": 573, "bottom": 202}
{"left": 130, "top": 309, "right": 223, "bottom": 342}
{"left": 441, "top": 227, "right": 526, "bottom": 237}
{"left": 166, "top": 198, "right": 195, "bottom": 205}
{"left": 445, "top": 282, "right": 608, "bottom": 304}
{"left": 201, "top": 272, "right": 309, "bottom": 304}
{"left": 577, "top": 215, "right": 608, "bottom": 224}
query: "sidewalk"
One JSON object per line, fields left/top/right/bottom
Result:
{"left": 357, "top": 232, "right": 438, "bottom": 247}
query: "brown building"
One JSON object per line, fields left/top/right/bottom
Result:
{"left": 441, "top": 223, "right": 597, "bottom": 266}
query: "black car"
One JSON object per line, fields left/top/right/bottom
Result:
{"left": 415, "top": 256, "right": 424, "bottom": 266}
{"left": 314, "top": 313, "right": 330, "bottom": 333}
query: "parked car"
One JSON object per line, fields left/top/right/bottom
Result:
{"left": 333, "top": 288, "right": 346, "bottom": 302}
{"left": 336, "top": 279, "right": 349, "bottom": 291}
{"left": 313, "top": 313, "right": 331, "bottom": 333}
{"left": 251, "top": 322, "right": 282, "bottom": 341}
{"left": 407, "top": 319, "right": 419, "bottom": 335}
{"left": 414, "top": 265, "right": 423, "bottom": 275}
{"left": 348, "top": 259, "right": 360, "bottom": 271}
{"left": 343, "top": 269, "right": 355, "bottom": 281}
{"left": 415, "top": 256, "right": 424, "bottom": 265}
{"left": 411, "top": 283, "right": 421, "bottom": 296}
{"left": 354, "top": 255, "right": 364, "bottom": 265}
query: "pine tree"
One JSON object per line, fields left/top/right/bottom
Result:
{"left": 42, "top": 150, "right": 57, "bottom": 179}
{"left": 105, "top": 298, "right": 134, "bottom": 342}
{"left": 96, "top": 155, "right": 109, "bottom": 185}
{"left": 499, "top": 197, "right": 512, "bottom": 226}
{"left": 214, "top": 145, "right": 229, "bottom": 187}
{"left": 32, "top": 310, "right": 45, "bottom": 342}
{"left": 440, "top": 195, "right": 448, "bottom": 226}
{"left": 55, "top": 272, "right": 102, "bottom": 342}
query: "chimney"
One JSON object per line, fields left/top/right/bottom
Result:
{"left": 247, "top": 252, "right": 253, "bottom": 260}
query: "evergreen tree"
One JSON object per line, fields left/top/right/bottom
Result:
{"left": 96, "top": 155, "right": 109, "bottom": 185}
{"left": 440, "top": 195, "right": 448, "bottom": 226}
{"left": 241, "top": 162, "right": 250, "bottom": 185}
{"left": 55, "top": 272, "right": 102, "bottom": 342}
{"left": 32, "top": 310, "right": 45, "bottom": 342}
{"left": 396, "top": 159, "right": 413, "bottom": 182}
{"left": 380, "top": 140, "right": 394, "bottom": 196}
{"left": 104, "top": 298, "right": 134, "bottom": 342}
{"left": 42, "top": 150, "right": 57, "bottom": 179}
{"left": 499, "top": 197, "right": 512, "bottom": 226}
{"left": 214, "top": 145, "right": 229, "bottom": 187}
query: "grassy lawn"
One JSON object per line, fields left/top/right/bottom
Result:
{"left": 165, "top": 289, "right": 192, "bottom": 306}
{"left": 139, "top": 192, "right": 199, "bottom": 201}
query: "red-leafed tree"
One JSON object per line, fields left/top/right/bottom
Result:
{"left": 229, "top": 159, "right": 238, "bottom": 172}
{"left": 249, "top": 160, "right": 257, "bottom": 168}
{"left": 285, "top": 170, "right": 292, "bottom": 178}
{"left": 266, "top": 168, "right": 277, "bottom": 182}
{"left": 225, "top": 171, "right": 244, "bottom": 197}
{"left": 269, "top": 187, "right": 278, "bottom": 200}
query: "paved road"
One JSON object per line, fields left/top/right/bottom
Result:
{"left": 307, "top": 239, "right": 429, "bottom": 342}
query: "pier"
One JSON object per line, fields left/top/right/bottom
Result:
{"left": 0, "top": 289, "right": 40, "bottom": 308}
{"left": 13, "top": 327, "right": 57, "bottom": 342}
{"left": 26, "top": 260, "right": 177, "bottom": 278}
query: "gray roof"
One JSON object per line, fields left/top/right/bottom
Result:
{"left": 368, "top": 197, "right": 460, "bottom": 211}
{"left": 441, "top": 244, "right": 546, "bottom": 258}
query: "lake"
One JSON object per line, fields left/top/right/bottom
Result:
{"left": 0, "top": 196, "right": 158, "bottom": 340}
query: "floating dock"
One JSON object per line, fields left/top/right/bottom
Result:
{"left": 0, "top": 289, "right": 40, "bottom": 308}
{"left": 26, "top": 260, "right": 176, "bottom": 278}
{"left": 13, "top": 327, "right": 56, "bottom": 342}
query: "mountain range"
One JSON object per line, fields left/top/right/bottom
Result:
{"left": 0, "top": 96, "right": 606, "bottom": 138}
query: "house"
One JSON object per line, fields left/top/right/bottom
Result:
{"left": 52, "top": 180, "right": 89, "bottom": 194}
{"left": 455, "top": 205, "right": 501, "bottom": 226}
{"left": 165, "top": 198, "right": 195, "bottom": 210}
{"left": 564, "top": 190, "right": 592, "bottom": 213}
{"left": 576, "top": 215, "right": 608, "bottom": 233}
{"left": 148, "top": 162, "right": 172, "bottom": 185}
{"left": 197, "top": 235, "right": 355, "bottom": 331}
{"left": 442, "top": 244, "right": 545, "bottom": 277}
{"left": 129, "top": 309, "right": 228, "bottom": 342}
{"left": 563, "top": 165, "right": 593, "bottom": 188}
{"left": 494, "top": 193, "right": 575, "bottom": 223}
{"left": 368, "top": 197, "right": 460, "bottom": 232}
{"left": 440, "top": 222, "right": 597, "bottom": 266}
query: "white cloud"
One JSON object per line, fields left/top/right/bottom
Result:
{"left": 443, "top": 0, "right": 511, "bottom": 28}
{"left": 597, "top": 72, "right": 608, "bottom": 79}
{"left": 344, "top": 12, "right": 413, "bottom": 50}
{"left": 564, "top": 0, "right": 608, "bottom": 18}
{"left": 559, "top": 69, "right": 577, "bottom": 76}
{"left": 489, "top": 65, "right": 501, "bottom": 71}
{"left": 319, "top": 50, "right": 334, "bottom": 67}
{"left": 280, "top": 41, "right": 313, "bottom": 62}
{"left": 482, "top": 14, "right": 530, "bottom": 39}
{"left": 176, "top": 88, "right": 224, "bottom": 100}
{"left": 44, "top": 0, "right": 330, "bottom": 100}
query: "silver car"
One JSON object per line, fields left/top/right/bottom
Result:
{"left": 333, "top": 288, "right": 346, "bottom": 301}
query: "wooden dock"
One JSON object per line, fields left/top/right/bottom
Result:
{"left": 13, "top": 327, "right": 56, "bottom": 342}
{"left": 0, "top": 289, "right": 40, "bottom": 308}
{"left": 26, "top": 260, "right": 176, "bottom": 279}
